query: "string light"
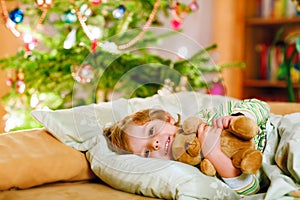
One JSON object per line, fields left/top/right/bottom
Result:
{"left": 70, "top": 0, "right": 94, "bottom": 41}
{"left": 117, "top": 0, "right": 160, "bottom": 50}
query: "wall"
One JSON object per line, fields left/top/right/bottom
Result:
{"left": 0, "top": 1, "right": 22, "bottom": 132}
{"left": 165, "top": 0, "right": 244, "bottom": 99}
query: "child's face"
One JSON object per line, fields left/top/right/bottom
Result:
{"left": 124, "top": 119, "right": 178, "bottom": 160}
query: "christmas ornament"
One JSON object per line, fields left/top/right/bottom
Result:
{"left": 175, "top": 76, "right": 188, "bottom": 92}
{"left": 0, "top": 0, "right": 21, "bottom": 36}
{"left": 6, "top": 77, "right": 13, "bottom": 86}
{"left": 87, "top": 25, "right": 101, "bottom": 51}
{"left": 61, "top": 9, "right": 77, "bottom": 23}
{"left": 35, "top": 0, "right": 54, "bottom": 9}
{"left": 9, "top": 8, "right": 24, "bottom": 24}
{"left": 189, "top": 1, "right": 199, "bottom": 11}
{"left": 112, "top": 5, "right": 126, "bottom": 19}
{"left": 208, "top": 82, "right": 225, "bottom": 95}
{"left": 206, "top": 76, "right": 226, "bottom": 95}
{"left": 171, "top": 19, "right": 182, "bottom": 31}
{"left": 16, "top": 70, "right": 25, "bottom": 94}
{"left": 80, "top": 3, "right": 92, "bottom": 19}
{"left": 71, "top": 64, "right": 94, "bottom": 83}
{"left": 157, "top": 79, "right": 174, "bottom": 95}
{"left": 23, "top": 32, "right": 38, "bottom": 51}
{"left": 91, "top": 39, "right": 98, "bottom": 52}
{"left": 91, "top": 0, "right": 101, "bottom": 6}
{"left": 6, "top": 70, "right": 14, "bottom": 86}
{"left": 30, "top": 93, "right": 39, "bottom": 108}
{"left": 169, "top": 0, "right": 198, "bottom": 30}
{"left": 63, "top": 29, "right": 77, "bottom": 49}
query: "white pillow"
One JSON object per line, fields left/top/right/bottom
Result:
{"left": 31, "top": 92, "right": 239, "bottom": 199}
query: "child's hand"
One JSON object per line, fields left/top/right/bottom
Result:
{"left": 198, "top": 119, "right": 242, "bottom": 178}
{"left": 211, "top": 116, "right": 235, "bottom": 129}
{"left": 197, "top": 123, "right": 222, "bottom": 157}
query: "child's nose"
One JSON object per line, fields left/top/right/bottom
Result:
{"left": 152, "top": 140, "right": 160, "bottom": 151}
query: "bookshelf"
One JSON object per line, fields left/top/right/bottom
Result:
{"left": 242, "top": 0, "right": 300, "bottom": 102}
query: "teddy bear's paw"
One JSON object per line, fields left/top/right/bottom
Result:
{"left": 200, "top": 158, "right": 216, "bottom": 176}
{"left": 228, "top": 116, "right": 259, "bottom": 140}
{"left": 240, "top": 150, "right": 263, "bottom": 174}
{"left": 290, "top": 189, "right": 300, "bottom": 198}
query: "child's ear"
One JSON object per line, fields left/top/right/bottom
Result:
{"left": 165, "top": 113, "right": 177, "bottom": 125}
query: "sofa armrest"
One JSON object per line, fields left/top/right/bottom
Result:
{"left": 267, "top": 102, "right": 300, "bottom": 115}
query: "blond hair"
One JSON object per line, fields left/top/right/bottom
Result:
{"left": 103, "top": 109, "right": 179, "bottom": 154}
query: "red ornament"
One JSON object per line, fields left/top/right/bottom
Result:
{"left": 91, "top": 0, "right": 102, "bottom": 6}
{"left": 25, "top": 38, "right": 38, "bottom": 52}
{"left": 91, "top": 39, "right": 98, "bottom": 52}
{"left": 171, "top": 19, "right": 182, "bottom": 30}
{"left": 6, "top": 78, "right": 13, "bottom": 86}
{"left": 6, "top": 70, "right": 14, "bottom": 86}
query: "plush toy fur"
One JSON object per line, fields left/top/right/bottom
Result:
{"left": 171, "top": 116, "right": 262, "bottom": 176}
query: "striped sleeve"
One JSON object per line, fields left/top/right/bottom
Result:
{"left": 231, "top": 99, "right": 270, "bottom": 127}
{"left": 222, "top": 174, "right": 260, "bottom": 196}
{"left": 197, "top": 99, "right": 270, "bottom": 126}
{"left": 196, "top": 100, "right": 236, "bottom": 125}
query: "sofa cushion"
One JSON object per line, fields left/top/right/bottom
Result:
{"left": 0, "top": 128, "right": 95, "bottom": 190}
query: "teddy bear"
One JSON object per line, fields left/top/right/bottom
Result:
{"left": 171, "top": 115, "right": 262, "bottom": 176}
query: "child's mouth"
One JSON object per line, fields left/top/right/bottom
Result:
{"left": 164, "top": 137, "right": 170, "bottom": 155}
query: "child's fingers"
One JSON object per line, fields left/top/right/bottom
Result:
{"left": 212, "top": 118, "right": 224, "bottom": 129}
{"left": 212, "top": 116, "right": 234, "bottom": 129}
{"left": 222, "top": 117, "right": 231, "bottom": 129}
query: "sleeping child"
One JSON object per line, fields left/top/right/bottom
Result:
{"left": 103, "top": 98, "right": 270, "bottom": 196}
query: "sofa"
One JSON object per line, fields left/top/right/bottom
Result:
{"left": 1, "top": 92, "right": 300, "bottom": 200}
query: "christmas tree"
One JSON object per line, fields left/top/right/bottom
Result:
{"left": 0, "top": 0, "right": 241, "bottom": 131}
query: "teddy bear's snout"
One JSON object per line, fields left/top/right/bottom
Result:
{"left": 185, "top": 139, "right": 200, "bottom": 157}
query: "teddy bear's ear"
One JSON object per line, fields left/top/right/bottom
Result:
{"left": 182, "top": 117, "right": 203, "bottom": 134}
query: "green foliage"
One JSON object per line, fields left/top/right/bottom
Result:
{"left": 269, "top": 24, "right": 300, "bottom": 102}
{"left": 0, "top": 0, "right": 243, "bottom": 131}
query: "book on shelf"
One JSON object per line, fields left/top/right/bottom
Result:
{"left": 257, "top": 42, "right": 300, "bottom": 82}
{"left": 256, "top": 0, "right": 298, "bottom": 18}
